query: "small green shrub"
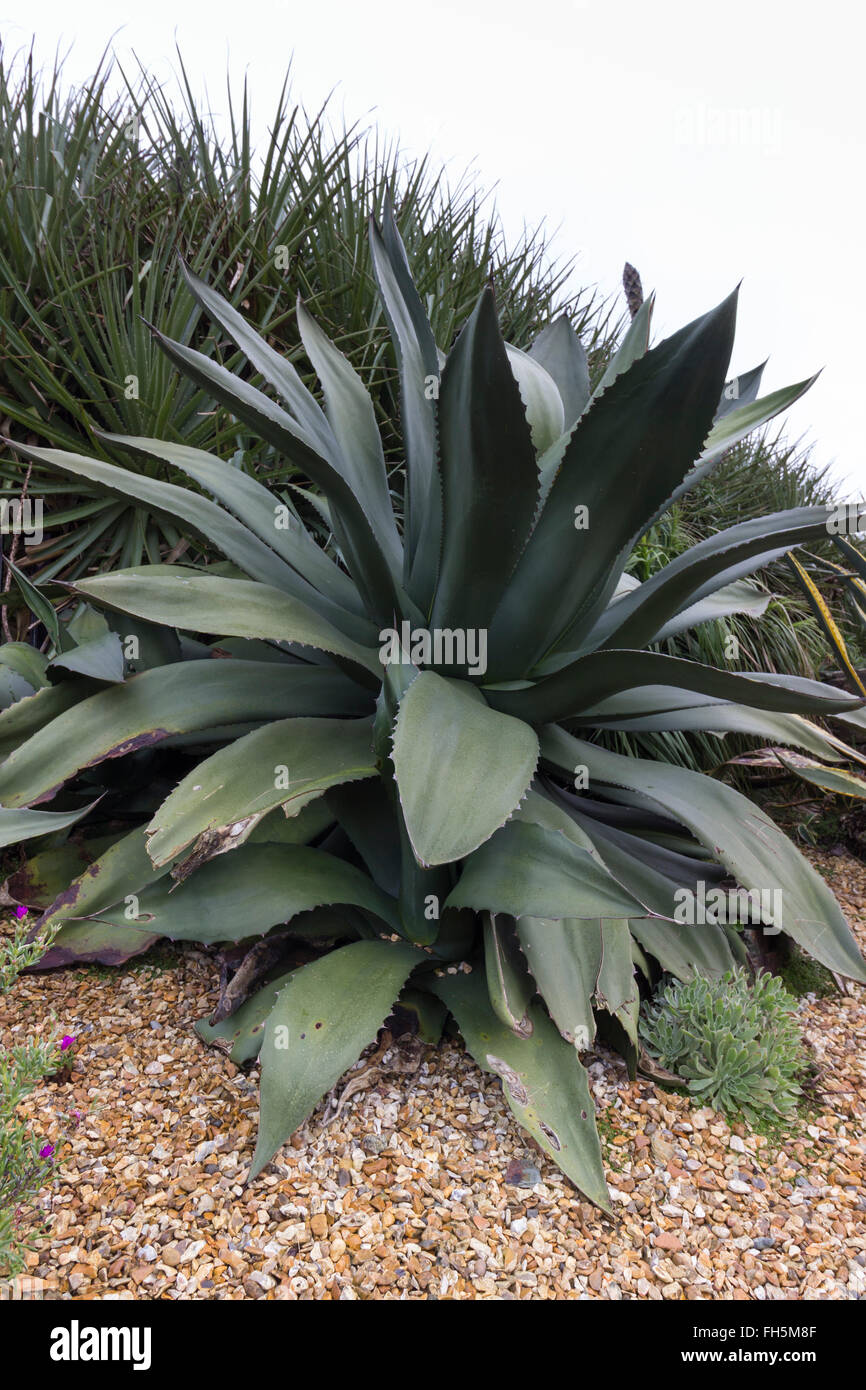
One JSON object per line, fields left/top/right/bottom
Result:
{"left": 0, "top": 912, "right": 71, "bottom": 1276}
{"left": 639, "top": 969, "right": 806, "bottom": 1124}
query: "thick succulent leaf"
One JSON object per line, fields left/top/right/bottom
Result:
{"left": 89, "top": 844, "right": 401, "bottom": 941}
{"left": 586, "top": 508, "right": 837, "bottom": 652}
{"left": 369, "top": 208, "right": 440, "bottom": 606}
{"left": 147, "top": 326, "right": 405, "bottom": 623}
{"left": 692, "top": 375, "right": 819, "bottom": 476}
{"left": 484, "top": 913, "right": 536, "bottom": 1036}
{"left": 445, "top": 818, "right": 649, "bottom": 920}
{"left": 536, "top": 569, "right": 756, "bottom": 672}
{"left": 528, "top": 315, "right": 590, "bottom": 428}
{"left": 102, "top": 612, "right": 182, "bottom": 673}
{"left": 66, "top": 604, "right": 110, "bottom": 645}
{"left": 487, "top": 290, "right": 738, "bottom": 677}
{"left": 486, "top": 650, "right": 861, "bottom": 726}
{"left": 25, "top": 920, "right": 159, "bottom": 969}
{"left": 581, "top": 788, "right": 717, "bottom": 857}
{"left": 327, "top": 779, "right": 401, "bottom": 896}
{"left": 146, "top": 716, "right": 377, "bottom": 869}
{"left": 591, "top": 294, "right": 654, "bottom": 399}
{"left": 372, "top": 667, "right": 452, "bottom": 943}
{"left": 714, "top": 361, "right": 766, "bottom": 420}
{"left": 391, "top": 672, "right": 539, "bottom": 866}
{"left": 74, "top": 570, "right": 382, "bottom": 678}
{"left": 628, "top": 915, "right": 737, "bottom": 980}
{"left": 832, "top": 534, "right": 866, "bottom": 581}
{"left": 550, "top": 784, "right": 724, "bottom": 875}
{"left": 0, "top": 800, "right": 100, "bottom": 849}
{"left": 246, "top": 799, "right": 336, "bottom": 847}
{"left": 0, "top": 667, "right": 36, "bottom": 706}
{"left": 642, "top": 377, "right": 821, "bottom": 542}
{"left": 5, "top": 833, "right": 121, "bottom": 909}
{"left": 577, "top": 671, "right": 863, "bottom": 724}
{"left": 516, "top": 916, "right": 600, "bottom": 1046}
{"left": 511, "top": 787, "right": 604, "bottom": 856}
{"left": 546, "top": 791, "right": 684, "bottom": 838}
{"left": 430, "top": 289, "right": 538, "bottom": 636}
{"left": 833, "top": 704, "right": 866, "bottom": 738}
{"left": 48, "top": 630, "right": 125, "bottom": 684}
{"left": 391, "top": 986, "right": 448, "bottom": 1045}
{"left": 774, "top": 751, "right": 866, "bottom": 799}
{"left": 249, "top": 940, "right": 422, "bottom": 1179}
{"left": 29, "top": 827, "right": 170, "bottom": 967}
{"left": 596, "top": 919, "right": 639, "bottom": 1020}
{"left": 3, "top": 558, "right": 70, "bottom": 653}
{"left": 0, "top": 642, "right": 49, "bottom": 689}
{"left": 177, "top": 263, "right": 331, "bottom": 440}
{"left": 504, "top": 344, "right": 565, "bottom": 455}
{"left": 0, "top": 679, "right": 97, "bottom": 757}
{"left": 395, "top": 810, "right": 453, "bottom": 946}
{"left": 181, "top": 255, "right": 407, "bottom": 575}
{"left": 542, "top": 727, "right": 866, "bottom": 982}
{"left": 534, "top": 302, "right": 656, "bottom": 510}
{"left": 649, "top": 580, "right": 771, "bottom": 643}
{"left": 0, "top": 661, "right": 369, "bottom": 808}
{"left": 588, "top": 704, "right": 858, "bottom": 762}
{"left": 555, "top": 817, "right": 709, "bottom": 935}
{"left": 196, "top": 970, "right": 293, "bottom": 1064}
{"left": 296, "top": 299, "right": 402, "bottom": 572}
{"left": 197, "top": 919, "right": 373, "bottom": 1062}
{"left": 100, "top": 435, "right": 368, "bottom": 630}
{"left": 10, "top": 442, "right": 321, "bottom": 602}
{"left": 563, "top": 814, "right": 729, "bottom": 955}
{"left": 430, "top": 967, "right": 611, "bottom": 1211}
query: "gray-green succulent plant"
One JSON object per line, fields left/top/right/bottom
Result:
{"left": 4, "top": 202, "right": 865, "bottom": 1207}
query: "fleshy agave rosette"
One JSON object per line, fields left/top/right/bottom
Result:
{"left": 4, "top": 201, "right": 864, "bottom": 1208}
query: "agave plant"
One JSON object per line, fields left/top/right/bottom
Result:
{"left": 5, "top": 205, "right": 866, "bottom": 1208}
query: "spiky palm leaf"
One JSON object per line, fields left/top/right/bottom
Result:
{"left": 0, "top": 47, "right": 614, "bottom": 607}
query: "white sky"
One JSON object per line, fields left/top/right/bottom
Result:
{"left": 5, "top": 0, "right": 864, "bottom": 493}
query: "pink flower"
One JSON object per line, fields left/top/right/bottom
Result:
{"left": 15, "top": 904, "right": 27, "bottom": 919}
{"left": 60, "top": 1035, "right": 75, "bottom": 1051}
{"left": 39, "top": 1144, "right": 55, "bottom": 1160}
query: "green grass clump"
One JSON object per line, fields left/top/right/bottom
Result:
{"left": 640, "top": 968, "right": 806, "bottom": 1125}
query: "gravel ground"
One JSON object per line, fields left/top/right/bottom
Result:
{"left": 4, "top": 846, "right": 866, "bottom": 1301}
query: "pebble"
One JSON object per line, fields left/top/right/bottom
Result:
{"left": 362, "top": 1135, "right": 388, "bottom": 1155}
{"left": 504, "top": 1160, "right": 541, "bottom": 1188}
{"left": 6, "top": 841, "right": 866, "bottom": 1301}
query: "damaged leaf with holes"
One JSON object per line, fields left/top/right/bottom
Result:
{"left": 4, "top": 199, "right": 865, "bottom": 1209}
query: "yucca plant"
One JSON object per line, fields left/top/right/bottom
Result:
{"left": 4, "top": 206, "right": 866, "bottom": 1208}
{"left": 0, "top": 46, "right": 612, "bottom": 599}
